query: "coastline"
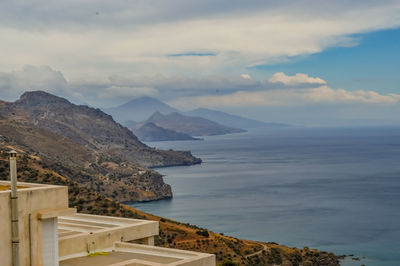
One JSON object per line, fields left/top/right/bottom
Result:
{"left": 122, "top": 204, "right": 342, "bottom": 266}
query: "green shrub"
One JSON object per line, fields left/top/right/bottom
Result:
{"left": 196, "top": 230, "right": 209, "bottom": 237}
{"left": 219, "top": 259, "right": 239, "bottom": 266}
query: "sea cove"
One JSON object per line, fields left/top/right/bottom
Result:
{"left": 131, "top": 127, "right": 400, "bottom": 266}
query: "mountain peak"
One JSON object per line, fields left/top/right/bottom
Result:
{"left": 147, "top": 111, "right": 165, "bottom": 120}
{"left": 16, "top": 90, "right": 70, "bottom": 107}
{"left": 120, "top": 96, "right": 166, "bottom": 108}
{"left": 135, "top": 96, "right": 160, "bottom": 101}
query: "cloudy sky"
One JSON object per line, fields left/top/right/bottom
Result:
{"left": 1, "top": 0, "right": 400, "bottom": 125}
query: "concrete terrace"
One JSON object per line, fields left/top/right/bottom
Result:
{"left": 58, "top": 214, "right": 157, "bottom": 238}
{"left": 60, "top": 242, "right": 216, "bottom": 266}
{"left": 58, "top": 214, "right": 159, "bottom": 260}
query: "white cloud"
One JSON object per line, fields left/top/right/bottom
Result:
{"left": 169, "top": 72, "right": 400, "bottom": 109}
{"left": 170, "top": 88, "right": 400, "bottom": 109}
{"left": 2, "top": 67, "right": 399, "bottom": 112}
{"left": 0, "top": 66, "right": 159, "bottom": 106}
{"left": 303, "top": 87, "right": 400, "bottom": 104}
{"left": 241, "top": 74, "right": 252, "bottom": 80}
{"left": 269, "top": 72, "right": 326, "bottom": 86}
{"left": 0, "top": 1, "right": 400, "bottom": 77}
{"left": 0, "top": 65, "right": 68, "bottom": 100}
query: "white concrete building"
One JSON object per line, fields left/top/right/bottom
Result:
{"left": 0, "top": 153, "right": 215, "bottom": 266}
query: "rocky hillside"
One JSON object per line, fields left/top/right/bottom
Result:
{"left": 146, "top": 112, "right": 246, "bottom": 136}
{"left": 0, "top": 91, "right": 201, "bottom": 202}
{"left": 0, "top": 149, "right": 340, "bottom": 266}
{"left": 13, "top": 91, "right": 200, "bottom": 167}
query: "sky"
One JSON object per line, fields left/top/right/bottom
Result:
{"left": 0, "top": 0, "right": 400, "bottom": 126}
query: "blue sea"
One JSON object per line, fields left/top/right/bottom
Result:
{"left": 129, "top": 127, "right": 400, "bottom": 266}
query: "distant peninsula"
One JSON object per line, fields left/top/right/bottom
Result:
{"left": 128, "top": 121, "right": 202, "bottom": 142}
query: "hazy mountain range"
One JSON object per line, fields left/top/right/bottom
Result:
{"left": 104, "top": 96, "right": 287, "bottom": 141}
{"left": 185, "top": 108, "right": 288, "bottom": 129}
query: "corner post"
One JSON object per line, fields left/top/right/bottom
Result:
{"left": 10, "top": 150, "right": 19, "bottom": 266}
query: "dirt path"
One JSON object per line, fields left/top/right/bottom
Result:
{"left": 245, "top": 243, "right": 269, "bottom": 258}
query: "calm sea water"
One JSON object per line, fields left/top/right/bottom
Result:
{"left": 129, "top": 127, "right": 400, "bottom": 266}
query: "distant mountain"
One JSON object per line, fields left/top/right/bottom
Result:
{"left": 185, "top": 108, "right": 288, "bottom": 129}
{"left": 104, "top": 96, "right": 178, "bottom": 123}
{"left": 106, "top": 97, "right": 289, "bottom": 130}
{"left": 129, "top": 122, "right": 201, "bottom": 141}
{"left": 146, "top": 112, "right": 246, "bottom": 136}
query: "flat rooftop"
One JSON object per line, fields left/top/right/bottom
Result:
{"left": 58, "top": 214, "right": 160, "bottom": 260}
{"left": 60, "top": 251, "right": 181, "bottom": 266}
{"left": 60, "top": 242, "right": 215, "bottom": 266}
{"left": 58, "top": 214, "right": 157, "bottom": 239}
